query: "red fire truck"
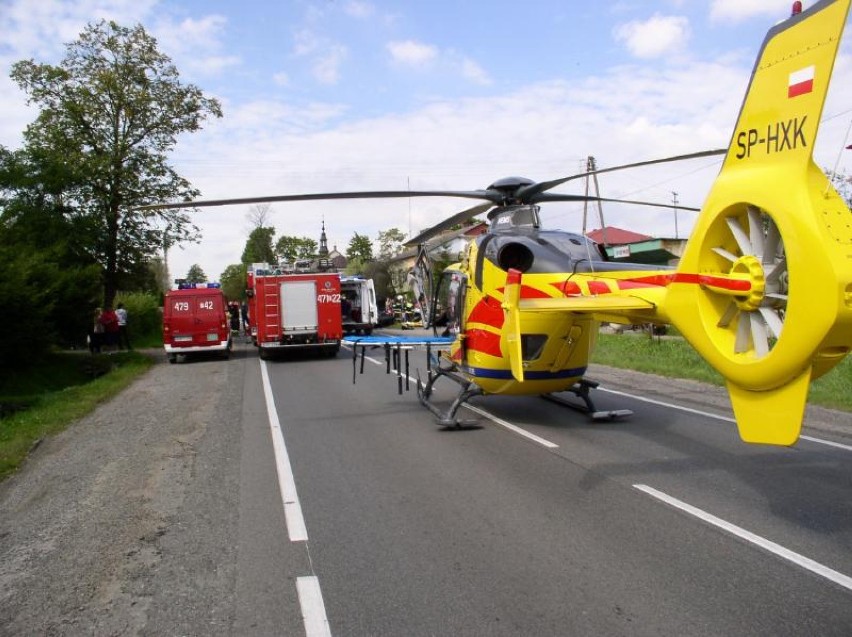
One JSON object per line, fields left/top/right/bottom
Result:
{"left": 162, "top": 282, "right": 232, "bottom": 363}
{"left": 246, "top": 264, "right": 343, "bottom": 358}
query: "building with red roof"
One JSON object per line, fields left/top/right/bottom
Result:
{"left": 586, "top": 226, "right": 686, "bottom": 265}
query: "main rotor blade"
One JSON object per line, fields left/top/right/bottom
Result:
{"left": 534, "top": 193, "right": 702, "bottom": 211}
{"left": 517, "top": 148, "right": 727, "bottom": 200}
{"left": 140, "top": 189, "right": 497, "bottom": 211}
{"left": 404, "top": 202, "right": 494, "bottom": 247}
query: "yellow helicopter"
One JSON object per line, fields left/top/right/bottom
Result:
{"left": 146, "top": 0, "right": 852, "bottom": 446}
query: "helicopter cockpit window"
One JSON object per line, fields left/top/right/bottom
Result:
{"left": 433, "top": 271, "right": 465, "bottom": 337}
{"left": 489, "top": 205, "right": 540, "bottom": 232}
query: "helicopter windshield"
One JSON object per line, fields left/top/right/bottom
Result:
{"left": 489, "top": 205, "right": 540, "bottom": 232}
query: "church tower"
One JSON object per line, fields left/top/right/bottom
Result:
{"left": 318, "top": 218, "right": 329, "bottom": 258}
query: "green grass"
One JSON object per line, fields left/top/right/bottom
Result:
{"left": 592, "top": 333, "right": 852, "bottom": 411}
{"left": 0, "top": 351, "right": 154, "bottom": 480}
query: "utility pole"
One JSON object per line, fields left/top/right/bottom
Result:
{"left": 583, "top": 156, "right": 608, "bottom": 245}
{"left": 671, "top": 191, "right": 679, "bottom": 239}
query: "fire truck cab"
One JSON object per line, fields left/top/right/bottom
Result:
{"left": 162, "top": 282, "right": 232, "bottom": 363}
{"left": 247, "top": 264, "right": 343, "bottom": 358}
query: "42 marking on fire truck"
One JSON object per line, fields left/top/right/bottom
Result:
{"left": 735, "top": 115, "right": 807, "bottom": 159}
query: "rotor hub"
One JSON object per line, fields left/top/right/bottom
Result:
{"left": 731, "top": 255, "right": 766, "bottom": 312}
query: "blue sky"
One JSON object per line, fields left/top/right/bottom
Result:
{"left": 1, "top": 0, "right": 850, "bottom": 282}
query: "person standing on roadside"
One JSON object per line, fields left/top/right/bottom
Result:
{"left": 116, "top": 303, "right": 131, "bottom": 350}
{"left": 99, "top": 305, "right": 120, "bottom": 352}
{"left": 90, "top": 307, "right": 104, "bottom": 354}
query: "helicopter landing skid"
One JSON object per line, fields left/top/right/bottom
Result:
{"left": 417, "top": 365, "right": 482, "bottom": 428}
{"left": 542, "top": 379, "right": 632, "bottom": 421}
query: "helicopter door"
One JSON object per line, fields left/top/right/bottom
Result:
{"left": 433, "top": 270, "right": 466, "bottom": 338}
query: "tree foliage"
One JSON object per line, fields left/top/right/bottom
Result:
{"left": 377, "top": 227, "right": 406, "bottom": 259}
{"left": 185, "top": 264, "right": 207, "bottom": 284}
{"left": 827, "top": 168, "right": 852, "bottom": 208}
{"left": 241, "top": 226, "right": 276, "bottom": 264}
{"left": 0, "top": 145, "right": 102, "bottom": 364}
{"left": 9, "top": 19, "right": 222, "bottom": 306}
{"left": 220, "top": 263, "right": 248, "bottom": 301}
{"left": 276, "top": 235, "right": 317, "bottom": 262}
{"left": 346, "top": 232, "right": 373, "bottom": 265}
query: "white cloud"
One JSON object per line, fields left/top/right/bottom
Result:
{"left": 613, "top": 14, "right": 690, "bottom": 59}
{"left": 0, "top": 0, "right": 158, "bottom": 59}
{"left": 460, "top": 57, "right": 492, "bottom": 86}
{"left": 293, "top": 28, "right": 320, "bottom": 57}
{"left": 291, "top": 29, "right": 347, "bottom": 85}
{"left": 387, "top": 40, "right": 438, "bottom": 66}
{"left": 709, "top": 0, "right": 780, "bottom": 23}
{"left": 148, "top": 15, "right": 241, "bottom": 77}
{"left": 312, "top": 44, "right": 348, "bottom": 85}
{"left": 272, "top": 71, "right": 289, "bottom": 87}
{"left": 344, "top": 1, "right": 374, "bottom": 19}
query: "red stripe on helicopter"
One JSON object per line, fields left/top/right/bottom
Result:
{"left": 468, "top": 295, "right": 504, "bottom": 327}
{"left": 550, "top": 280, "right": 582, "bottom": 295}
{"left": 494, "top": 284, "right": 552, "bottom": 301}
{"left": 617, "top": 273, "right": 751, "bottom": 292}
{"left": 465, "top": 328, "right": 503, "bottom": 358}
{"left": 518, "top": 285, "right": 552, "bottom": 299}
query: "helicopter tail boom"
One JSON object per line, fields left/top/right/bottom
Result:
{"left": 666, "top": 0, "right": 852, "bottom": 445}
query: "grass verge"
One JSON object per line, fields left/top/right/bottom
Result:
{"left": 592, "top": 333, "right": 852, "bottom": 412}
{"left": 0, "top": 351, "right": 154, "bottom": 480}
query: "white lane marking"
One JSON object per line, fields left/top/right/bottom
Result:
{"left": 348, "top": 348, "right": 559, "bottom": 449}
{"left": 800, "top": 435, "right": 852, "bottom": 452}
{"left": 634, "top": 484, "right": 852, "bottom": 592}
{"left": 297, "top": 576, "right": 333, "bottom": 637}
{"left": 601, "top": 387, "right": 852, "bottom": 452}
{"left": 260, "top": 359, "right": 308, "bottom": 542}
{"left": 463, "top": 404, "right": 559, "bottom": 448}
{"left": 261, "top": 362, "right": 333, "bottom": 636}
{"left": 599, "top": 387, "right": 735, "bottom": 422}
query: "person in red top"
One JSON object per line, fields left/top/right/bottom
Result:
{"left": 99, "top": 306, "right": 120, "bottom": 351}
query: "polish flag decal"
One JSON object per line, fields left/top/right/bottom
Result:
{"left": 788, "top": 65, "right": 815, "bottom": 98}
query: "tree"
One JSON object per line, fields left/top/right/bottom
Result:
{"left": 9, "top": 20, "right": 222, "bottom": 307}
{"left": 246, "top": 203, "right": 272, "bottom": 231}
{"left": 827, "top": 168, "right": 852, "bottom": 208}
{"left": 241, "top": 226, "right": 276, "bottom": 264}
{"left": 377, "top": 227, "right": 406, "bottom": 259}
{"left": 185, "top": 264, "right": 207, "bottom": 284}
{"left": 346, "top": 232, "right": 374, "bottom": 264}
{"left": 220, "top": 263, "right": 247, "bottom": 300}
{"left": 0, "top": 145, "right": 102, "bottom": 359}
{"left": 276, "top": 235, "right": 318, "bottom": 262}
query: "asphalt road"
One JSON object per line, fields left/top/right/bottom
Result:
{"left": 1, "top": 339, "right": 851, "bottom": 636}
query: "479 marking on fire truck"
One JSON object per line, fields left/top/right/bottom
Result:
{"left": 172, "top": 300, "right": 215, "bottom": 311}
{"left": 317, "top": 293, "right": 341, "bottom": 303}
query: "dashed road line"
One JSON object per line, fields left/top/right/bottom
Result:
{"left": 635, "top": 484, "right": 852, "bottom": 592}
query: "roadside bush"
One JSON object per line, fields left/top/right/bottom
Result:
{"left": 114, "top": 292, "right": 162, "bottom": 348}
